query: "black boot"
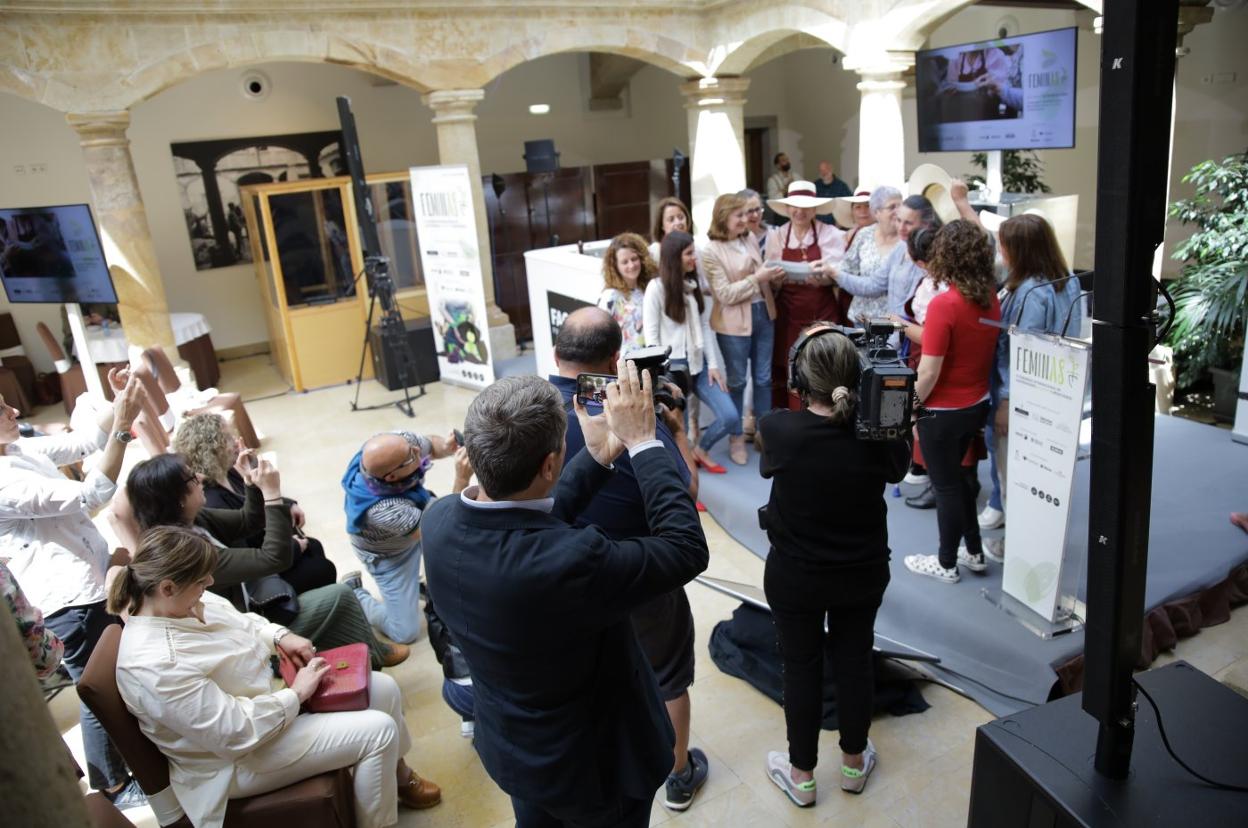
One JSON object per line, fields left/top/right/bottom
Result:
{"left": 905, "top": 483, "right": 937, "bottom": 509}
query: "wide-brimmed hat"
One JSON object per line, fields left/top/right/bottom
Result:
{"left": 831, "top": 190, "right": 873, "bottom": 229}
{"left": 906, "top": 164, "right": 960, "bottom": 224}
{"left": 768, "top": 181, "right": 836, "bottom": 217}
{"left": 979, "top": 206, "right": 1047, "bottom": 233}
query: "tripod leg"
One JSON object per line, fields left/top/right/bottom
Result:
{"left": 351, "top": 291, "right": 379, "bottom": 411}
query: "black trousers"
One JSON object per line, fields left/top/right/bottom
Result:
{"left": 764, "top": 551, "right": 890, "bottom": 769}
{"left": 917, "top": 401, "right": 990, "bottom": 568}
{"left": 510, "top": 794, "right": 651, "bottom": 828}
{"left": 282, "top": 536, "right": 337, "bottom": 594}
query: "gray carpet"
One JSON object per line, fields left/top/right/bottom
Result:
{"left": 696, "top": 414, "right": 1248, "bottom": 715}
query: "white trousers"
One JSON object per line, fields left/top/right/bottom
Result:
{"left": 231, "top": 672, "right": 412, "bottom": 828}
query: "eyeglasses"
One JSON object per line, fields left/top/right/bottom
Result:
{"left": 182, "top": 471, "right": 201, "bottom": 486}
{"left": 746, "top": 207, "right": 764, "bottom": 215}
{"left": 374, "top": 446, "right": 420, "bottom": 480}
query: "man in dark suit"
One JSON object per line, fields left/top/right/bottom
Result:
{"left": 422, "top": 362, "right": 708, "bottom": 828}
{"left": 549, "top": 308, "right": 709, "bottom": 812}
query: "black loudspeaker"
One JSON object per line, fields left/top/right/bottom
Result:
{"left": 369, "top": 317, "right": 440, "bottom": 391}
{"left": 523, "top": 139, "right": 560, "bottom": 174}
{"left": 969, "top": 662, "right": 1248, "bottom": 828}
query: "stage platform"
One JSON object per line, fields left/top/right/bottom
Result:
{"left": 696, "top": 413, "right": 1248, "bottom": 715}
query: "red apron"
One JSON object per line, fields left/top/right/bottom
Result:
{"left": 772, "top": 222, "right": 847, "bottom": 410}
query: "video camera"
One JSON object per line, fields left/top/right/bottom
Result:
{"left": 573, "top": 345, "right": 685, "bottom": 413}
{"left": 844, "top": 321, "right": 915, "bottom": 441}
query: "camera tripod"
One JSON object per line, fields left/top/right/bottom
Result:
{"left": 350, "top": 255, "right": 426, "bottom": 418}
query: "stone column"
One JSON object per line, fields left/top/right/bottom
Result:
{"left": 66, "top": 111, "right": 178, "bottom": 360}
{"left": 844, "top": 53, "right": 913, "bottom": 192}
{"left": 421, "top": 89, "right": 517, "bottom": 361}
{"left": 679, "top": 77, "right": 750, "bottom": 234}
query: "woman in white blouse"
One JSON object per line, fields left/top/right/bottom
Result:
{"left": 643, "top": 231, "right": 740, "bottom": 472}
{"left": 111, "top": 526, "right": 441, "bottom": 828}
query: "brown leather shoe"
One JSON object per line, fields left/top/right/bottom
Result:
{"left": 380, "top": 642, "right": 410, "bottom": 668}
{"left": 729, "top": 435, "right": 748, "bottom": 465}
{"left": 398, "top": 772, "right": 442, "bottom": 809}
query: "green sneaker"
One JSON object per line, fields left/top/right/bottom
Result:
{"left": 841, "top": 740, "right": 877, "bottom": 794}
{"left": 766, "top": 751, "right": 815, "bottom": 807}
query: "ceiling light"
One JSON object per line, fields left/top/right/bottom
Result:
{"left": 529, "top": 104, "right": 550, "bottom": 115}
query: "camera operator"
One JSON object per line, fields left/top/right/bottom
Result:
{"left": 547, "top": 306, "right": 711, "bottom": 811}
{"left": 421, "top": 360, "right": 708, "bottom": 828}
{"left": 758, "top": 325, "right": 910, "bottom": 806}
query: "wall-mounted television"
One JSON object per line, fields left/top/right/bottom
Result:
{"left": 916, "top": 26, "right": 1078, "bottom": 153}
{"left": 0, "top": 203, "right": 117, "bottom": 304}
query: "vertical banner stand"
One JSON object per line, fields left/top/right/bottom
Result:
{"left": 981, "top": 327, "right": 1091, "bottom": 638}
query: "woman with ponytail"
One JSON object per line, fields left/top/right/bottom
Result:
{"left": 757, "top": 326, "right": 911, "bottom": 807}
{"left": 113, "top": 526, "right": 441, "bottom": 828}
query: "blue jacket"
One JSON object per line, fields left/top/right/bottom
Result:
{"left": 995, "top": 275, "right": 1084, "bottom": 398}
{"left": 420, "top": 446, "right": 708, "bottom": 811}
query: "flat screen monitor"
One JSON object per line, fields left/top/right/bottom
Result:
{"left": 0, "top": 203, "right": 118, "bottom": 304}
{"left": 916, "top": 26, "right": 1077, "bottom": 153}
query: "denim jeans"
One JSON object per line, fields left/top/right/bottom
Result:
{"left": 350, "top": 540, "right": 425, "bottom": 643}
{"left": 442, "top": 679, "right": 475, "bottom": 722}
{"left": 693, "top": 368, "right": 743, "bottom": 451}
{"left": 717, "top": 302, "right": 775, "bottom": 423}
{"left": 45, "top": 601, "right": 129, "bottom": 791}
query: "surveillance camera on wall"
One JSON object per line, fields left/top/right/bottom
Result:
{"left": 240, "top": 70, "right": 271, "bottom": 101}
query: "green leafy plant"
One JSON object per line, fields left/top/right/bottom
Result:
{"left": 966, "top": 150, "right": 1052, "bottom": 194}
{"left": 1165, "top": 151, "right": 1248, "bottom": 389}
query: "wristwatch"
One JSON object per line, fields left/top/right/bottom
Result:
{"left": 113, "top": 429, "right": 135, "bottom": 444}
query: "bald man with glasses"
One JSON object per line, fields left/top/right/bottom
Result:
{"left": 341, "top": 429, "right": 460, "bottom": 644}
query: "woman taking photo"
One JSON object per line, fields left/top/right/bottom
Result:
{"left": 829, "top": 187, "right": 903, "bottom": 324}
{"left": 903, "top": 220, "right": 1002, "bottom": 583}
{"left": 702, "top": 193, "right": 785, "bottom": 464}
{"left": 112, "top": 526, "right": 440, "bottom": 828}
{"left": 124, "top": 452, "right": 407, "bottom": 668}
{"left": 980, "top": 214, "right": 1084, "bottom": 538}
{"left": 174, "top": 412, "right": 335, "bottom": 594}
{"left": 598, "top": 232, "right": 655, "bottom": 352}
{"left": 765, "top": 180, "right": 847, "bottom": 410}
{"left": 759, "top": 326, "right": 910, "bottom": 806}
{"left": 643, "top": 230, "right": 739, "bottom": 470}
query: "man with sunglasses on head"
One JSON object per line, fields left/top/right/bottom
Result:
{"left": 341, "top": 429, "right": 463, "bottom": 644}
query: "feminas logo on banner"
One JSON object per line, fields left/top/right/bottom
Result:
{"left": 1015, "top": 344, "right": 1081, "bottom": 391}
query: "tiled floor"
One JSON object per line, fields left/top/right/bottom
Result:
{"left": 43, "top": 354, "right": 1248, "bottom": 827}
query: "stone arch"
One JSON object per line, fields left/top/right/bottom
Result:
{"left": 888, "top": 0, "right": 1101, "bottom": 50}
{"left": 477, "top": 32, "right": 699, "bottom": 86}
{"left": 711, "top": 10, "right": 849, "bottom": 76}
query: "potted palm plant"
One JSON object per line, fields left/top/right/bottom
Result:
{"left": 1165, "top": 151, "right": 1248, "bottom": 421}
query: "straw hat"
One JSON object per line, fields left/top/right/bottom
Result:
{"left": 979, "top": 206, "right": 1046, "bottom": 233}
{"left": 831, "top": 190, "right": 873, "bottom": 229}
{"left": 767, "top": 180, "right": 835, "bottom": 218}
{"left": 906, "top": 164, "right": 960, "bottom": 224}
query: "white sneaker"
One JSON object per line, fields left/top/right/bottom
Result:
{"left": 978, "top": 505, "right": 1005, "bottom": 530}
{"left": 766, "top": 751, "right": 816, "bottom": 807}
{"left": 957, "top": 546, "right": 987, "bottom": 573}
{"left": 904, "top": 554, "right": 960, "bottom": 583}
{"left": 841, "top": 740, "right": 878, "bottom": 794}
{"left": 983, "top": 537, "right": 1005, "bottom": 564}
{"left": 903, "top": 470, "right": 929, "bottom": 485}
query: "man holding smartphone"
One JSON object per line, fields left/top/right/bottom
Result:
{"left": 422, "top": 359, "right": 707, "bottom": 828}
{"left": 548, "top": 307, "right": 711, "bottom": 811}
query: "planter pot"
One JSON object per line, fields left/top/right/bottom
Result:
{"left": 1211, "top": 366, "right": 1238, "bottom": 422}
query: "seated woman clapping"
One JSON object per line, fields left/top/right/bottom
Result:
{"left": 124, "top": 452, "right": 408, "bottom": 669}
{"left": 110, "top": 526, "right": 441, "bottom": 828}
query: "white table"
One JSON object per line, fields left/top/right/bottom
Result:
{"left": 84, "top": 312, "right": 218, "bottom": 389}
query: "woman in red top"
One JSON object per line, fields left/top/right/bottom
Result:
{"left": 903, "top": 221, "right": 1001, "bottom": 584}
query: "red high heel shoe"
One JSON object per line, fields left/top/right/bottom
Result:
{"left": 695, "top": 455, "right": 727, "bottom": 474}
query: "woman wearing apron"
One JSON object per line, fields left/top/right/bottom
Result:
{"left": 764, "top": 181, "right": 847, "bottom": 411}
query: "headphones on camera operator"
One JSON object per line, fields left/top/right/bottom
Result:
{"left": 787, "top": 321, "right": 916, "bottom": 441}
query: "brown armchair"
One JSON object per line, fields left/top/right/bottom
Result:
{"left": 142, "top": 347, "right": 259, "bottom": 449}
{"left": 33, "top": 321, "right": 121, "bottom": 416}
{"left": 78, "top": 625, "right": 356, "bottom": 828}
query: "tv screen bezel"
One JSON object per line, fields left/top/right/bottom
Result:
{"left": 0, "top": 202, "right": 119, "bottom": 305}
{"left": 915, "top": 25, "right": 1079, "bottom": 154}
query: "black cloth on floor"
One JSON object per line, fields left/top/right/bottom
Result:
{"left": 708, "top": 602, "right": 929, "bottom": 729}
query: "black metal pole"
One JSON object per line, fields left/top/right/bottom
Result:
{"left": 1082, "top": 0, "right": 1179, "bottom": 778}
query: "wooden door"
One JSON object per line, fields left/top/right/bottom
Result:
{"left": 483, "top": 172, "right": 534, "bottom": 342}
{"left": 593, "top": 161, "right": 652, "bottom": 240}
{"left": 745, "top": 127, "right": 767, "bottom": 194}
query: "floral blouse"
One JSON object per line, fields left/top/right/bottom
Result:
{"left": 1, "top": 560, "right": 63, "bottom": 678}
{"left": 598, "top": 287, "right": 646, "bottom": 353}
{"left": 841, "top": 225, "right": 895, "bottom": 324}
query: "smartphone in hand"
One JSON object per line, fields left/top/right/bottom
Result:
{"left": 453, "top": 429, "right": 465, "bottom": 447}
{"left": 575, "top": 372, "right": 614, "bottom": 407}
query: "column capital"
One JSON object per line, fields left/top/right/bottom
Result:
{"left": 423, "top": 89, "right": 486, "bottom": 124}
{"left": 842, "top": 50, "right": 915, "bottom": 79}
{"left": 679, "top": 76, "right": 750, "bottom": 109}
{"left": 66, "top": 110, "right": 132, "bottom": 148}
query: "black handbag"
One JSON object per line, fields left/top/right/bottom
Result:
{"left": 242, "top": 574, "right": 299, "bottom": 625}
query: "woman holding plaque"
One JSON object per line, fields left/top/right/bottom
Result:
{"left": 764, "top": 181, "right": 847, "bottom": 411}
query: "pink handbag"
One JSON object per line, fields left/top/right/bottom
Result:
{"left": 279, "top": 643, "right": 370, "bottom": 713}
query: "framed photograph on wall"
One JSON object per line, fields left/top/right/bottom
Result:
{"left": 171, "top": 130, "right": 343, "bottom": 271}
